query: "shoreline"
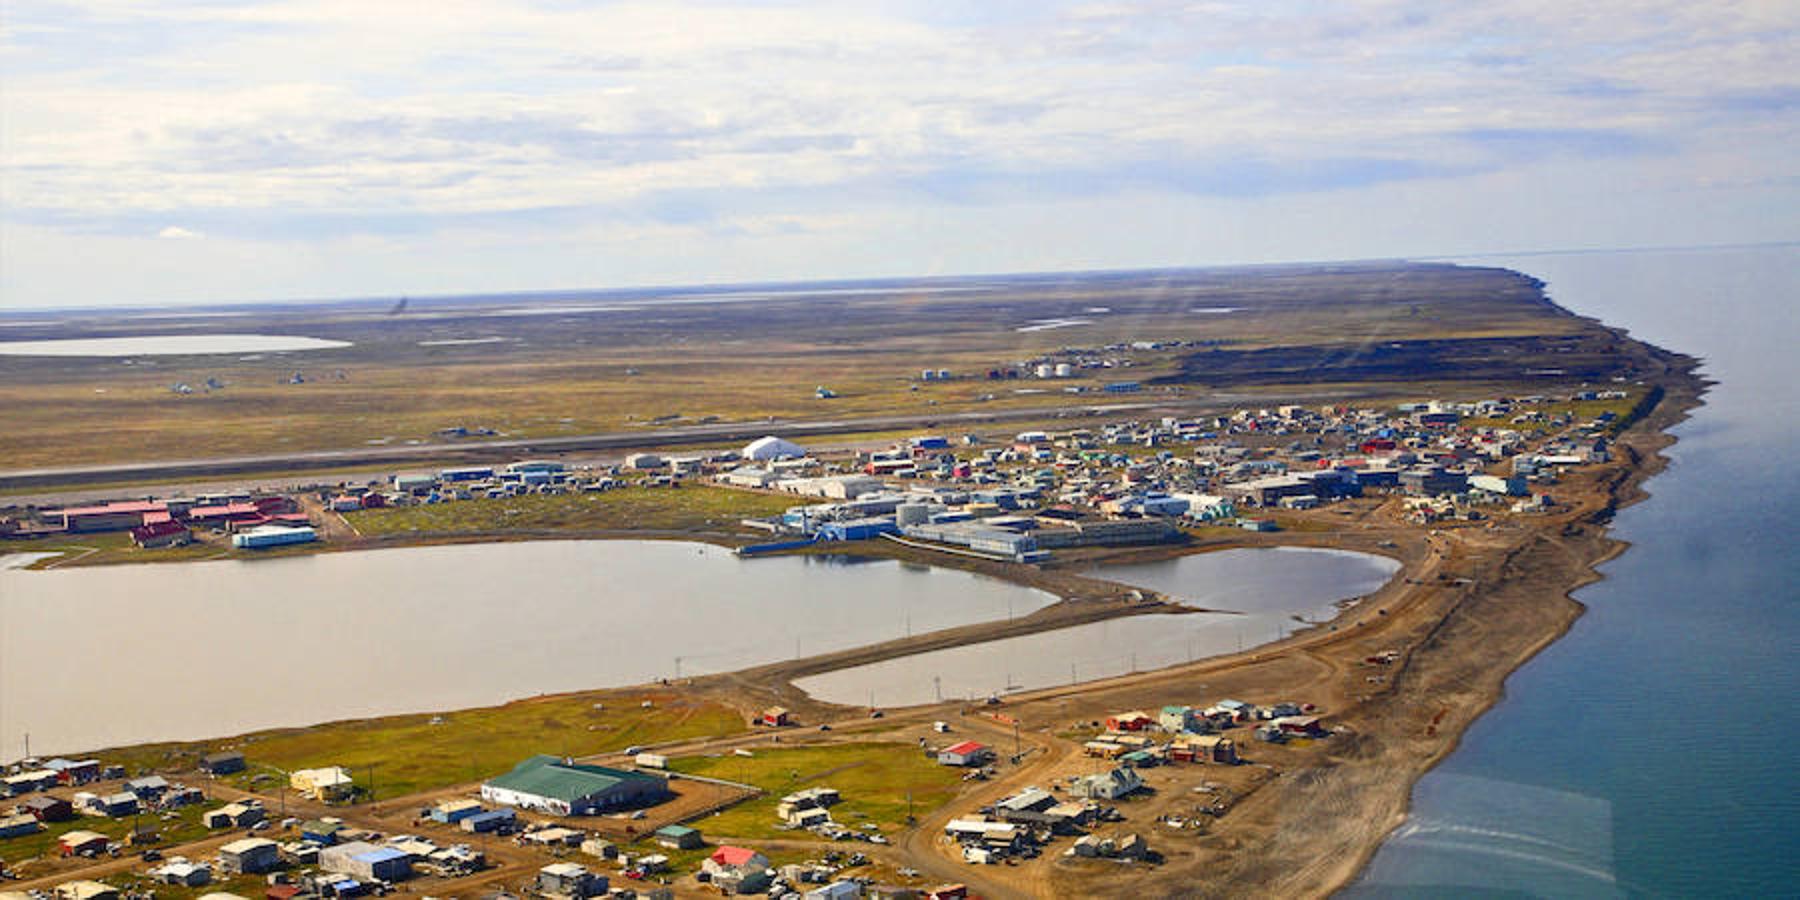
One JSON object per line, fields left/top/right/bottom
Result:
{"left": 1277, "top": 346, "right": 1709, "bottom": 898}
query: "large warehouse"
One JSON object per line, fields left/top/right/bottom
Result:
{"left": 480, "top": 756, "right": 669, "bottom": 816}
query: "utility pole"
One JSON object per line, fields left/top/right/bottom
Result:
{"left": 934, "top": 677, "right": 942, "bottom": 703}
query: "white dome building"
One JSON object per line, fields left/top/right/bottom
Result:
{"left": 742, "top": 435, "right": 806, "bottom": 461}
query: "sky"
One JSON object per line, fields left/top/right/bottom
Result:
{"left": 2, "top": 1, "right": 1796, "bottom": 309}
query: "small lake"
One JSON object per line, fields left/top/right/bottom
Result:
{"left": 0, "top": 334, "right": 352, "bottom": 356}
{"left": 795, "top": 547, "right": 1400, "bottom": 706}
{"left": 0, "top": 541, "right": 1053, "bottom": 756}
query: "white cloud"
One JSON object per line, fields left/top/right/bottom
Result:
{"left": 0, "top": 1, "right": 1796, "bottom": 306}
{"left": 156, "top": 225, "right": 202, "bottom": 239}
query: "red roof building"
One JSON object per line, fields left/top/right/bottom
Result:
{"left": 130, "top": 520, "right": 193, "bottom": 549}
{"left": 936, "top": 741, "right": 992, "bottom": 767}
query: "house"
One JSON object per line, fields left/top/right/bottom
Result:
{"left": 1083, "top": 740, "right": 1127, "bottom": 759}
{"left": 1273, "top": 715, "right": 1327, "bottom": 737}
{"left": 23, "top": 794, "right": 74, "bottom": 822}
{"left": 1169, "top": 735, "right": 1238, "bottom": 765}
{"left": 1104, "top": 711, "right": 1155, "bottom": 732}
{"left": 536, "top": 862, "right": 607, "bottom": 899}
{"left": 59, "top": 830, "right": 111, "bottom": 857}
{"left": 760, "top": 707, "right": 792, "bottom": 727}
{"left": 521, "top": 827, "right": 583, "bottom": 848}
{"left": 219, "top": 837, "right": 281, "bottom": 874}
{"left": 1158, "top": 705, "right": 1206, "bottom": 734}
{"left": 1067, "top": 767, "right": 1144, "bottom": 800}
{"left": 704, "top": 845, "right": 771, "bottom": 879}
{"left": 3, "top": 769, "right": 58, "bottom": 795}
{"left": 204, "top": 802, "right": 266, "bottom": 829}
{"left": 201, "top": 752, "right": 246, "bottom": 775}
{"left": 429, "top": 799, "right": 484, "bottom": 824}
{"left": 125, "top": 775, "right": 170, "bottom": 800}
{"left": 46, "top": 758, "right": 102, "bottom": 785}
{"left": 654, "top": 824, "right": 703, "bottom": 850}
{"left": 459, "top": 809, "right": 516, "bottom": 833}
{"left": 300, "top": 819, "right": 346, "bottom": 845}
{"left": 994, "top": 788, "right": 1059, "bottom": 825}
{"left": 92, "top": 791, "right": 140, "bottom": 817}
{"left": 151, "top": 860, "right": 214, "bottom": 887}
{"left": 290, "top": 767, "right": 355, "bottom": 802}
{"left": 0, "top": 813, "right": 43, "bottom": 839}
{"left": 937, "top": 741, "right": 992, "bottom": 767}
{"left": 480, "top": 755, "right": 669, "bottom": 816}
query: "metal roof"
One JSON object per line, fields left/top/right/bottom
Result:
{"left": 485, "top": 755, "right": 655, "bottom": 804}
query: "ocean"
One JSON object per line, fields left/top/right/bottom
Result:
{"left": 1345, "top": 245, "right": 1800, "bottom": 897}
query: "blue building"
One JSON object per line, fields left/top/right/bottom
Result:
{"left": 439, "top": 466, "right": 495, "bottom": 482}
{"left": 816, "top": 518, "right": 900, "bottom": 541}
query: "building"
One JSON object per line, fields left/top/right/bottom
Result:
{"left": 300, "top": 819, "right": 346, "bottom": 845}
{"left": 480, "top": 755, "right": 669, "bottom": 816}
{"left": 45, "top": 759, "right": 102, "bottom": 785}
{"left": 1158, "top": 706, "right": 1204, "bottom": 734}
{"left": 623, "top": 453, "right": 665, "bottom": 470}
{"left": 125, "top": 775, "right": 170, "bottom": 799}
{"left": 1399, "top": 466, "right": 1469, "bottom": 496}
{"left": 1105, "top": 711, "right": 1155, "bottom": 732}
{"left": 704, "top": 846, "right": 771, "bottom": 879}
{"left": 91, "top": 792, "right": 139, "bottom": 817}
{"left": 218, "top": 838, "right": 281, "bottom": 874}
{"left": 429, "top": 799, "right": 484, "bottom": 824}
{"left": 200, "top": 751, "right": 246, "bottom": 775}
{"left": 150, "top": 861, "right": 213, "bottom": 887}
{"left": 232, "top": 525, "right": 318, "bottom": 550}
{"left": 653, "top": 824, "right": 704, "bottom": 850}
{"left": 1067, "top": 767, "right": 1144, "bottom": 800}
{"left": 743, "top": 436, "right": 806, "bottom": 461}
{"left": 58, "top": 830, "right": 109, "bottom": 857}
{"left": 130, "top": 520, "right": 193, "bottom": 548}
{"left": 290, "top": 767, "right": 355, "bottom": 801}
{"left": 3, "top": 769, "right": 57, "bottom": 795}
{"left": 0, "top": 813, "right": 43, "bottom": 839}
{"left": 1169, "top": 735, "right": 1238, "bottom": 765}
{"left": 48, "top": 501, "right": 167, "bottom": 533}
{"left": 761, "top": 707, "right": 792, "bottom": 727}
{"left": 536, "top": 862, "right": 607, "bottom": 899}
{"left": 23, "top": 794, "right": 74, "bottom": 822}
{"left": 203, "top": 802, "right": 265, "bottom": 829}
{"left": 460, "top": 809, "right": 516, "bottom": 833}
{"left": 320, "top": 842, "right": 412, "bottom": 882}
{"left": 937, "top": 741, "right": 992, "bottom": 767}
{"left": 54, "top": 882, "right": 118, "bottom": 900}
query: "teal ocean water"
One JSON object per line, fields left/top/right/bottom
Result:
{"left": 1345, "top": 246, "right": 1799, "bottom": 898}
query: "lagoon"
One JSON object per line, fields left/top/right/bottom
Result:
{"left": 0, "top": 334, "right": 352, "bottom": 356}
{"left": 795, "top": 547, "right": 1399, "bottom": 706}
{"left": 0, "top": 541, "right": 1052, "bottom": 756}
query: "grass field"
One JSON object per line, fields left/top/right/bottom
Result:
{"left": 0, "top": 802, "right": 212, "bottom": 866}
{"left": 98, "top": 690, "right": 748, "bottom": 801}
{"left": 0, "top": 263, "right": 1594, "bottom": 470}
{"left": 669, "top": 742, "right": 965, "bottom": 842}
{"left": 344, "top": 485, "right": 795, "bottom": 536}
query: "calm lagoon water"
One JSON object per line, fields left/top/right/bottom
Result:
{"left": 1344, "top": 246, "right": 1800, "bottom": 897}
{"left": 0, "top": 334, "right": 351, "bottom": 356}
{"left": 0, "top": 541, "right": 1051, "bottom": 756}
{"left": 796, "top": 547, "right": 1399, "bottom": 706}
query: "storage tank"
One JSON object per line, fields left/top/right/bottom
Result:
{"left": 1035, "top": 364, "right": 1054, "bottom": 378}
{"left": 1054, "top": 363, "right": 1074, "bottom": 377}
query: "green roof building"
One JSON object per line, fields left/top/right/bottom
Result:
{"left": 480, "top": 756, "right": 668, "bottom": 817}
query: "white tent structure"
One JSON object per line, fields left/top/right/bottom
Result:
{"left": 743, "top": 436, "right": 806, "bottom": 461}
